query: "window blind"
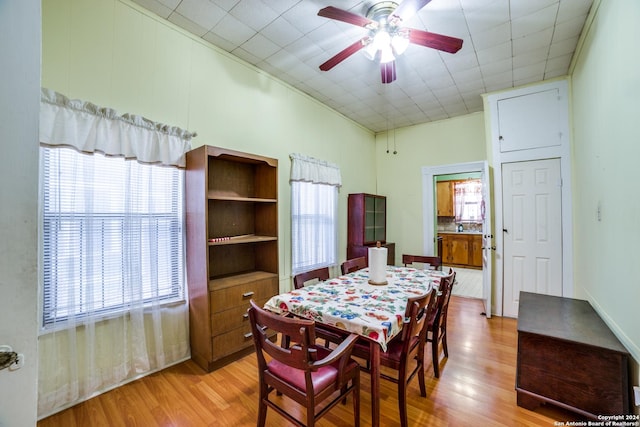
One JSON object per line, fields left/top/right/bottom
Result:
{"left": 41, "top": 146, "right": 185, "bottom": 327}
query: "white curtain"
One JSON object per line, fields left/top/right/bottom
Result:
{"left": 290, "top": 153, "right": 342, "bottom": 186}
{"left": 290, "top": 154, "right": 342, "bottom": 275}
{"left": 37, "top": 89, "right": 194, "bottom": 418}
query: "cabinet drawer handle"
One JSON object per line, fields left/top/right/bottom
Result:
{"left": 242, "top": 291, "right": 255, "bottom": 298}
{"left": 243, "top": 313, "right": 249, "bottom": 319}
{"left": 243, "top": 332, "right": 253, "bottom": 339}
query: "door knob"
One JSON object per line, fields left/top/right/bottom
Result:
{"left": 503, "top": 228, "right": 508, "bottom": 233}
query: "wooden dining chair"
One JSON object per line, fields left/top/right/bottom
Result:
{"left": 290, "top": 266, "right": 338, "bottom": 348}
{"left": 248, "top": 300, "right": 361, "bottom": 427}
{"left": 402, "top": 254, "right": 442, "bottom": 271}
{"left": 293, "top": 266, "right": 330, "bottom": 289}
{"left": 427, "top": 268, "right": 456, "bottom": 378}
{"left": 350, "top": 292, "right": 431, "bottom": 427}
{"left": 340, "top": 256, "right": 366, "bottom": 274}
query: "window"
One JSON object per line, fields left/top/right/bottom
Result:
{"left": 454, "top": 179, "right": 483, "bottom": 222}
{"left": 41, "top": 147, "right": 185, "bottom": 327}
{"left": 291, "top": 181, "right": 338, "bottom": 274}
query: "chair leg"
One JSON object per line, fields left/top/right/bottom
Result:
{"left": 257, "top": 383, "right": 268, "bottom": 427}
{"left": 353, "top": 374, "right": 360, "bottom": 427}
{"left": 431, "top": 331, "right": 440, "bottom": 378}
{"left": 442, "top": 329, "right": 448, "bottom": 358}
{"left": 398, "top": 377, "right": 409, "bottom": 427}
{"left": 417, "top": 353, "right": 427, "bottom": 397}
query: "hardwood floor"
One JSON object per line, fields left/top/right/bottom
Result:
{"left": 38, "top": 297, "right": 582, "bottom": 426}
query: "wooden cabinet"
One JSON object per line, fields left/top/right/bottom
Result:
{"left": 439, "top": 233, "right": 482, "bottom": 268}
{"left": 186, "top": 145, "right": 279, "bottom": 372}
{"left": 469, "top": 234, "right": 483, "bottom": 267}
{"left": 517, "top": 292, "right": 631, "bottom": 418}
{"left": 436, "top": 181, "right": 454, "bottom": 216}
{"left": 347, "top": 193, "right": 395, "bottom": 265}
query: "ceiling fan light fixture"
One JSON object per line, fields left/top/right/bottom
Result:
{"left": 363, "top": 38, "right": 377, "bottom": 60}
{"left": 379, "top": 45, "right": 395, "bottom": 64}
{"left": 391, "top": 33, "right": 409, "bottom": 55}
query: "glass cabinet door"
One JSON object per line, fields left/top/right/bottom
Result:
{"left": 363, "top": 195, "right": 386, "bottom": 244}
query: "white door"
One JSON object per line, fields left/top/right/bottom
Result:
{"left": 480, "top": 162, "right": 492, "bottom": 318}
{"left": 502, "top": 159, "right": 562, "bottom": 317}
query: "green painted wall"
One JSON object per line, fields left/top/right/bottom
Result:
{"left": 374, "top": 112, "right": 486, "bottom": 260}
{"left": 571, "top": 0, "right": 640, "bottom": 364}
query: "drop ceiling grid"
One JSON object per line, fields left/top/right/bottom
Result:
{"left": 129, "top": 0, "right": 594, "bottom": 133}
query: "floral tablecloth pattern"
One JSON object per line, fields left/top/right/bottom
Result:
{"left": 264, "top": 266, "right": 446, "bottom": 351}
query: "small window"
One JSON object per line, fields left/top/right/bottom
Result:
{"left": 291, "top": 181, "right": 338, "bottom": 274}
{"left": 454, "top": 180, "right": 483, "bottom": 222}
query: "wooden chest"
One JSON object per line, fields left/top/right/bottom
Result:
{"left": 516, "top": 292, "right": 631, "bottom": 418}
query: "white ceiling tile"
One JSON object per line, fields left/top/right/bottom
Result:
{"left": 464, "top": 0, "right": 510, "bottom": 34}
{"left": 511, "top": 5, "right": 558, "bottom": 39}
{"left": 210, "top": 13, "right": 256, "bottom": 46}
{"left": 470, "top": 22, "right": 511, "bottom": 51}
{"left": 261, "top": 17, "right": 304, "bottom": 48}
{"left": 264, "top": 0, "right": 301, "bottom": 15}
{"left": 443, "top": 53, "right": 479, "bottom": 72}
{"left": 452, "top": 67, "right": 483, "bottom": 84}
{"left": 167, "top": 12, "right": 208, "bottom": 37}
{"left": 239, "top": 33, "right": 281, "bottom": 60}
{"left": 229, "top": 0, "right": 278, "bottom": 31}
{"left": 156, "top": 0, "right": 181, "bottom": 9}
{"left": 510, "top": 0, "right": 558, "bottom": 20}
{"left": 549, "top": 36, "right": 579, "bottom": 58}
{"left": 202, "top": 31, "right": 237, "bottom": 52}
{"left": 544, "top": 68, "right": 568, "bottom": 79}
{"left": 513, "top": 47, "right": 549, "bottom": 68}
{"left": 477, "top": 42, "right": 512, "bottom": 66}
{"left": 212, "top": 0, "right": 241, "bottom": 12}
{"left": 456, "top": 78, "right": 486, "bottom": 93}
{"left": 479, "top": 57, "right": 512, "bottom": 75}
{"left": 558, "top": 0, "right": 593, "bottom": 23}
{"left": 513, "top": 62, "right": 546, "bottom": 81}
{"left": 552, "top": 14, "right": 589, "bottom": 41}
{"left": 176, "top": 0, "right": 226, "bottom": 31}
{"left": 545, "top": 53, "right": 573, "bottom": 73}
{"left": 512, "top": 28, "right": 554, "bottom": 55}
{"left": 483, "top": 69, "right": 513, "bottom": 87}
{"left": 131, "top": 0, "right": 173, "bottom": 19}
{"left": 231, "top": 47, "right": 261, "bottom": 65}
{"left": 514, "top": 74, "right": 541, "bottom": 86}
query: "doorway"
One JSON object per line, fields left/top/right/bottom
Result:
{"left": 422, "top": 161, "right": 492, "bottom": 318}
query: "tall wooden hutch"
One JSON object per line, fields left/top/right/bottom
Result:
{"left": 347, "top": 193, "right": 395, "bottom": 265}
{"left": 186, "top": 145, "right": 278, "bottom": 372}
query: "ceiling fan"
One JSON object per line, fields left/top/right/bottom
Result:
{"left": 318, "top": 0, "right": 463, "bottom": 83}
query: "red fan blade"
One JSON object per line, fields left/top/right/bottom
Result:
{"left": 318, "top": 6, "right": 374, "bottom": 27}
{"left": 381, "top": 61, "right": 397, "bottom": 84}
{"left": 319, "top": 38, "right": 367, "bottom": 71}
{"left": 408, "top": 29, "right": 463, "bottom": 53}
{"left": 392, "top": 0, "right": 433, "bottom": 22}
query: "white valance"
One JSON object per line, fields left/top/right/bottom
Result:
{"left": 290, "top": 153, "right": 342, "bottom": 187}
{"left": 39, "top": 88, "right": 195, "bottom": 167}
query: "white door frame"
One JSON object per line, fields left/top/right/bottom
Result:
{"left": 422, "top": 161, "right": 492, "bottom": 317}
{"left": 487, "top": 79, "right": 574, "bottom": 318}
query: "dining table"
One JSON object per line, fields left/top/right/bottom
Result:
{"left": 263, "top": 265, "right": 447, "bottom": 427}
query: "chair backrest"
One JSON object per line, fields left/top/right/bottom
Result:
{"left": 438, "top": 268, "right": 456, "bottom": 327}
{"left": 427, "top": 268, "right": 455, "bottom": 328}
{"left": 248, "top": 300, "right": 317, "bottom": 372}
{"left": 293, "top": 266, "right": 330, "bottom": 289}
{"left": 341, "top": 256, "right": 366, "bottom": 275}
{"left": 398, "top": 292, "right": 431, "bottom": 347}
{"left": 402, "top": 254, "right": 442, "bottom": 271}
